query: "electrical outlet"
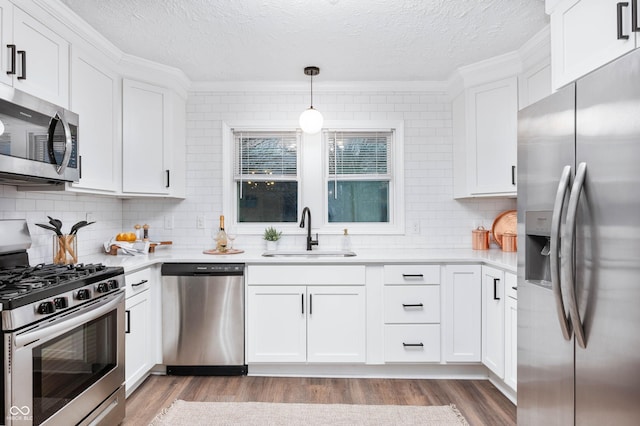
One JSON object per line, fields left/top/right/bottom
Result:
{"left": 409, "top": 220, "right": 420, "bottom": 235}
{"left": 164, "top": 215, "right": 174, "bottom": 230}
{"left": 196, "top": 215, "right": 205, "bottom": 229}
{"left": 86, "top": 212, "right": 95, "bottom": 222}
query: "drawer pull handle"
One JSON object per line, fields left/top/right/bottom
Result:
{"left": 493, "top": 278, "right": 501, "bottom": 300}
{"left": 125, "top": 310, "right": 131, "bottom": 334}
{"left": 512, "top": 286, "right": 517, "bottom": 291}
{"left": 402, "top": 274, "right": 424, "bottom": 278}
{"left": 132, "top": 279, "right": 148, "bottom": 287}
{"left": 402, "top": 342, "right": 424, "bottom": 347}
{"left": 402, "top": 303, "right": 424, "bottom": 308}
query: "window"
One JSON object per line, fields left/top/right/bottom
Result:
{"left": 326, "top": 131, "right": 392, "bottom": 223}
{"left": 233, "top": 131, "right": 299, "bottom": 222}
{"left": 223, "top": 121, "right": 404, "bottom": 234}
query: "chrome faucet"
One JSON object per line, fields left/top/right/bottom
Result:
{"left": 299, "top": 207, "right": 319, "bottom": 251}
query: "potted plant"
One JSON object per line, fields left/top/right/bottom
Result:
{"left": 263, "top": 226, "right": 282, "bottom": 251}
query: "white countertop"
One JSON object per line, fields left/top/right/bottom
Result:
{"left": 83, "top": 247, "right": 517, "bottom": 274}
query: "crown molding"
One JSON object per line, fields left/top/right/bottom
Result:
{"left": 120, "top": 54, "right": 191, "bottom": 98}
{"left": 190, "top": 80, "right": 447, "bottom": 93}
{"left": 518, "top": 25, "right": 551, "bottom": 70}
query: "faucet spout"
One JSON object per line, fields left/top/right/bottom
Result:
{"left": 299, "top": 207, "right": 318, "bottom": 251}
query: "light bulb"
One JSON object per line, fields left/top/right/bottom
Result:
{"left": 299, "top": 107, "right": 323, "bottom": 134}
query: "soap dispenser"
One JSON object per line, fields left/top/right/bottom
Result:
{"left": 341, "top": 228, "right": 351, "bottom": 251}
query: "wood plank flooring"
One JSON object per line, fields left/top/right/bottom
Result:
{"left": 123, "top": 375, "right": 515, "bottom": 425}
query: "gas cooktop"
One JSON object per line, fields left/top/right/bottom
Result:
{"left": 0, "top": 262, "right": 124, "bottom": 310}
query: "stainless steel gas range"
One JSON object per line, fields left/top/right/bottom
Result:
{"left": 0, "top": 220, "right": 125, "bottom": 426}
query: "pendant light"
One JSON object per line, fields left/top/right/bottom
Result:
{"left": 299, "top": 66, "right": 323, "bottom": 134}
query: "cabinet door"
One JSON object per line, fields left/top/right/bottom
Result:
{"left": 70, "top": 49, "right": 120, "bottom": 192}
{"left": 122, "top": 79, "right": 170, "bottom": 194}
{"left": 307, "top": 286, "right": 366, "bottom": 363}
{"left": 443, "top": 265, "right": 481, "bottom": 362}
{"left": 125, "top": 289, "right": 151, "bottom": 396}
{"left": 0, "top": 0, "right": 12, "bottom": 87}
{"left": 467, "top": 77, "right": 518, "bottom": 195}
{"left": 12, "top": 7, "right": 69, "bottom": 107}
{"left": 551, "top": 0, "right": 636, "bottom": 89}
{"left": 481, "top": 266, "right": 505, "bottom": 378}
{"left": 504, "top": 295, "right": 518, "bottom": 391}
{"left": 247, "top": 286, "right": 306, "bottom": 363}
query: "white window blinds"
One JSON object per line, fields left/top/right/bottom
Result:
{"left": 327, "top": 131, "right": 393, "bottom": 178}
{"left": 234, "top": 131, "right": 299, "bottom": 179}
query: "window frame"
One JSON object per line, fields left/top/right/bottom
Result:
{"left": 222, "top": 121, "right": 302, "bottom": 235}
{"left": 222, "top": 120, "right": 404, "bottom": 236}
{"left": 321, "top": 121, "right": 404, "bottom": 235}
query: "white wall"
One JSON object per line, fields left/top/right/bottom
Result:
{"left": 0, "top": 184, "right": 123, "bottom": 264}
{"left": 0, "top": 89, "right": 516, "bottom": 258}
{"left": 122, "top": 89, "right": 516, "bottom": 251}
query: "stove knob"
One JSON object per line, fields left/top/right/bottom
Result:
{"left": 108, "top": 280, "right": 119, "bottom": 290}
{"left": 53, "top": 297, "right": 68, "bottom": 309}
{"left": 76, "top": 289, "right": 91, "bottom": 300}
{"left": 37, "top": 301, "right": 55, "bottom": 315}
{"left": 96, "top": 282, "right": 110, "bottom": 293}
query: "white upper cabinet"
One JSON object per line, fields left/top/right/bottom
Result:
{"left": 0, "top": 4, "right": 69, "bottom": 107}
{"left": 122, "top": 79, "right": 185, "bottom": 197}
{"left": 550, "top": 0, "right": 640, "bottom": 89}
{"left": 69, "top": 48, "right": 120, "bottom": 193}
{"left": 453, "top": 76, "right": 518, "bottom": 198}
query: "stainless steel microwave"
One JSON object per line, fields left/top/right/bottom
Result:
{"left": 0, "top": 90, "right": 78, "bottom": 187}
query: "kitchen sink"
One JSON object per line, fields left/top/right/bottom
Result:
{"left": 262, "top": 250, "right": 357, "bottom": 257}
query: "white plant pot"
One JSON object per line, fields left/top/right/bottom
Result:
{"left": 266, "top": 240, "right": 278, "bottom": 251}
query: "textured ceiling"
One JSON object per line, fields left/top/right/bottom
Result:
{"left": 60, "top": 0, "right": 548, "bottom": 82}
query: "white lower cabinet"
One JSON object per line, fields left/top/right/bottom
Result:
{"left": 247, "top": 285, "right": 365, "bottom": 363}
{"left": 504, "top": 272, "right": 518, "bottom": 392}
{"left": 124, "top": 268, "right": 155, "bottom": 397}
{"left": 246, "top": 265, "right": 366, "bottom": 364}
{"left": 382, "top": 265, "right": 441, "bottom": 363}
{"left": 482, "top": 265, "right": 506, "bottom": 378}
{"left": 443, "top": 265, "right": 482, "bottom": 362}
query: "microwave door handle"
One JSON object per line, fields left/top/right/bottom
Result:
{"left": 563, "top": 162, "right": 588, "bottom": 349}
{"left": 13, "top": 293, "right": 123, "bottom": 349}
{"left": 551, "top": 165, "right": 573, "bottom": 340}
{"left": 48, "top": 112, "right": 73, "bottom": 175}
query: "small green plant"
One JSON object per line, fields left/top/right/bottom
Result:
{"left": 263, "top": 226, "right": 282, "bottom": 241}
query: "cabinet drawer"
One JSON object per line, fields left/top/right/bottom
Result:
{"left": 248, "top": 265, "right": 365, "bottom": 285}
{"left": 384, "top": 325, "right": 441, "bottom": 363}
{"left": 125, "top": 268, "right": 151, "bottom": 298}
{"left": 383, "top": 265, "right": 440, "bottom": 285}
{"left": 384, "top": 286, "right": 440, "bottom": 324}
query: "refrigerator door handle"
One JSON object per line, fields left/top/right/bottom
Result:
{"left": 563, "top": 162, "right": 588, "bottom": 349}
{"left": 551, "top": 165, "right": 573, "bottom": 340}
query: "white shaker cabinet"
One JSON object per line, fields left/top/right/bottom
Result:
{"left": 122, "top": 79, "right": 185, "bottom": 197}
{"left": 0, "top": 4, "right": 69, "bottom": 107}
{"left": 246, "top": 265, "right": 366, "bottom": 364}
{"left": 504, "top": 272, "right": 518, "bottom": 392}
{"left": 452, "top": 76, "right": 518, "bottom": 198}
{"left": 549, "top": 0, "right": 639, "bottom": 90}
{"left": 124, "top": 268, "right": 154, "bottom": 397}
{"left": 69, "top": 48, "right": 120, "bottom": 193}
{"left": 442, "top": 265, "right": 482, "bottom": 363}
{"left": 481, "top": 265, "right": 505, "bottom": 378}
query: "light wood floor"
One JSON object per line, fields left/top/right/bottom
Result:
{"left": 123, "top": 375, "right": 516, "bottom": 425}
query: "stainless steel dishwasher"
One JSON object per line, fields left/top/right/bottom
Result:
{"left": 161, "top": 263, "right": 247, "bottom": 375}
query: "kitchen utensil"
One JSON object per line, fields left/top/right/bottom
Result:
{"left": 70, "top": 220, "right": 94, "bottom": 235}
{"left": 491, "top": 210, "right": 517, "bottom": 248}
{"left": 472, "top": 226, "right": 490, "bottom": 250}
{"left": 48, "top": 216, "right": 63, "bottom": 234}
{"left": 35, "top": 223, "right": 61, "bottom": 235}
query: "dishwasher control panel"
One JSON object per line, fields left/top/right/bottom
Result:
{"left": 161, "top": 263, "right": 245, "bottom": 276}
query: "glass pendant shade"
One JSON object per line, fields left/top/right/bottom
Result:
{"left": 299, "top": 107, "right": 323, "bottom": 134}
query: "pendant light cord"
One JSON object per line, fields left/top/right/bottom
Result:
{"left": 310, "top": 73, "right": 314, "bottom": 108}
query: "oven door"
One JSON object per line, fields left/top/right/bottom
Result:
{"left": 5, "top": 292, "right": 125, "bottom": 426}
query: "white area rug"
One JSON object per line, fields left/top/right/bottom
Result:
{"left": 150, "top": 400, "right": 469, "bottom": 425}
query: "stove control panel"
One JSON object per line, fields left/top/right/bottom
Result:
{"left": 29, "top": 274, "right": 125, "bottom": 320}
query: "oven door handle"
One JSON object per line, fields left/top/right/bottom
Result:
{"left": 14, "top": 292, "right": 124, "bottom": 349}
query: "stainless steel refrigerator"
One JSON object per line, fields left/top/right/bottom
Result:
{"left": 517, "top": 48, "right": 640, "bottom": 425}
